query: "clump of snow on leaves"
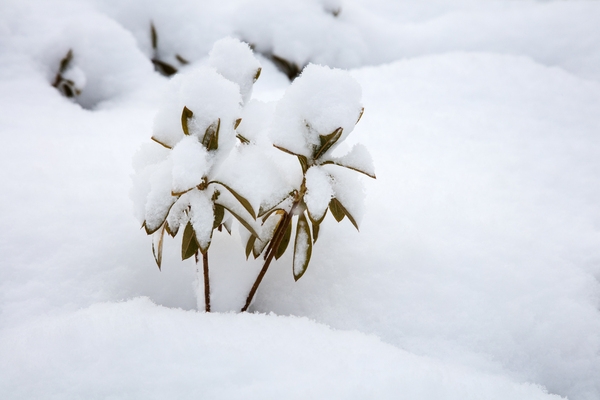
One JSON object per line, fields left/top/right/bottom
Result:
{"left": 143, "top": 159, "right": 175, "bottom": 233}
{"left": 236, "top": 99, "right": 276, "bottom": 144}
{"left": 188, "top": 190, "right": 215, "bottom": 251}
{"left": 209, "top": 37, "right": 262, "bottom": 105}
{"left": 270, "top": 64, "right": 362, "bottom": 158}
{"left": 304, "top": 166, "right": 333, "bottom": 221}
{"left": 171, "top": 135, "right": 211, "bottom": 195}
{"left": 152, "top": 66, "right": 242, "bottom": 154}
{"left": 331, "top": 143, "right": 375, "bottom": 178}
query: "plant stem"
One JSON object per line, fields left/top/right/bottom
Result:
{"left": 241, "top": 201, "right": 298, "bottom": 312}
{"left": 203, "top": 251, "right": 211, "bottom": 312}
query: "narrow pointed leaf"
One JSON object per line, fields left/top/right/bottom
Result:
{"left": 59, "top": 49, "right": 73, "bottom": 73}
{"left": 150, "top": 23, "right": 158, "bottom": 50}
{"left": 202, "top": 119, "right": 220, "bottom": 151}
{"left": 175, "top": 54, "right": 189, "bottom": 64}
{"left": 181, "top": 106, "right": 193, "bottom": 135}
{"left": 236, "top": 134, "right": 250, "bottom": 144}
{"left": 181, "top": 221, "right": 198, "bottom": 260}
{"left": 275, "top": 218, "right": 292, "bottom": 260}
{"left": 253, "top": 68, "right": 261, "bottom": 82}
{"left": 152, "top": 223, "right": 167, "bottom": 270}
{"left": 234, "top": 118, "right": 242, "bottom": 129}
{"left": 245, "top": 234, "right": 257, "bottom": 259}
{"left": 150, "top": 136, "right": 172, "bottom": 149}
{"left": 329, "top": 197, "right": 345, "bottom": 223}
{"left": 356, "top": 107, "right": 364, "bottom": 124}
{"left": 329, "top": 197, "right": 359, "bottom": 231}
{"left": 273, "top": 144, "right": 305, "bottom": 158}
{"left": 213, "top": 204, "right": 225, "bottom": 230}
{"left": 293, "top": 213, "right": 312, "bottom": 281}
{"left": 152, "top": 59, "right": 178, "bottom": 76}
{"left": 311, "top": 220, "right": 320, "bottom": 243}
{"left": 314, "top": 127, "right": 342, "bottom": 160}
{"left": 210, "top": 181, "right": 256, "bottom": 219}
{"left": 297, "top": 155, "right": 309, "bottom": 174}
{"left": 321, "top": 160, "right": 376, "bottom": 179}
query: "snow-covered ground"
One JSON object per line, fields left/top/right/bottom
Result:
{"left": 1, "top": 0, "right": 599, "bottom": 398}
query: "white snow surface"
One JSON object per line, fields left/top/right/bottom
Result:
{"left": 1, "top": 0, "right": 600, "bottom": 399}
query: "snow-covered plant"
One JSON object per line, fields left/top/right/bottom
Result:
{"left": 52, "top": 49, "right": 85, "bottom": 98}
{"left": 134, "top": 38, "right": 262, "bottom": 312}
{"left": 135, "top": 38, "right": 373, "bottom": 313}
{"left": 241, "top": 64, "right": 375, "bottom": 311}
{"left": 150, "top": 22, "right": 189, "bottom": 77}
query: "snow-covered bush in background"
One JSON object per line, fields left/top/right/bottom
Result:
{"left": 51, "top": 49, "right": 86, "bottom": 99}
{"left": 133, "top": 38, "right": 374, "bottom": 313}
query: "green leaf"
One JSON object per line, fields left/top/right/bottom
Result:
{"left": 275, "top": 218, "right": 292, "bottom": 260}
{"left": 293, "top": 213, "right": 312, "bottom": 281}
{"left": 181, "top": 221, "right": 198, "bottom": 260}
{"left": 202, "top": 119, "right": 220, "bottom": 151}
{"left": 152, "top": 223, "right": 166, "bottom": 270}
{"left": 210, "top": 180, "right": 256, "bottom": 219}
{"left": 150, "top": 22, "right": 158, "bottom": 50}
{"left": 213, "top": 204, "right": 225, "bottom": 230}
{"left": 151, "top": 59, "right": 178, "bottom": 76}
{"left": 181, "top": 106, "right": 193, "bottom": 135}
{"left": 314, "top": 127, "right": 342, "bottom": 160}
{"left": 329, "top": 198, "right": 359, "bottom": 231}
{"left": 245, "top": 234, "right": 257, "bottom": 260}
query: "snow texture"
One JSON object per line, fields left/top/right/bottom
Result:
{"left": 1, "top": 0, "right": 600, "bottom": 399}
{"left": 304, "top": 166, "right": 334, "bottom": 222}
{"left": 209, "top": 37, "right": 262, "bottom": 105}
{"left": 270, "top": 64, "right": 363, "bottom": 158}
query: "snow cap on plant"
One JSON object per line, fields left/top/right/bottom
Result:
{"left": 152, "top": 65, "right": 242, "bottom": 156}
{"left": 243, "top": 64, "right": 374, "bottom": 305}
{"left": 270, "top": 63, "right": 363, "bottom": 159}
{"left": 209, "top": 37, "right": 262, "bottom": 105}
{"left": 137, "top": 63, "right": 259, "bottom": 270}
